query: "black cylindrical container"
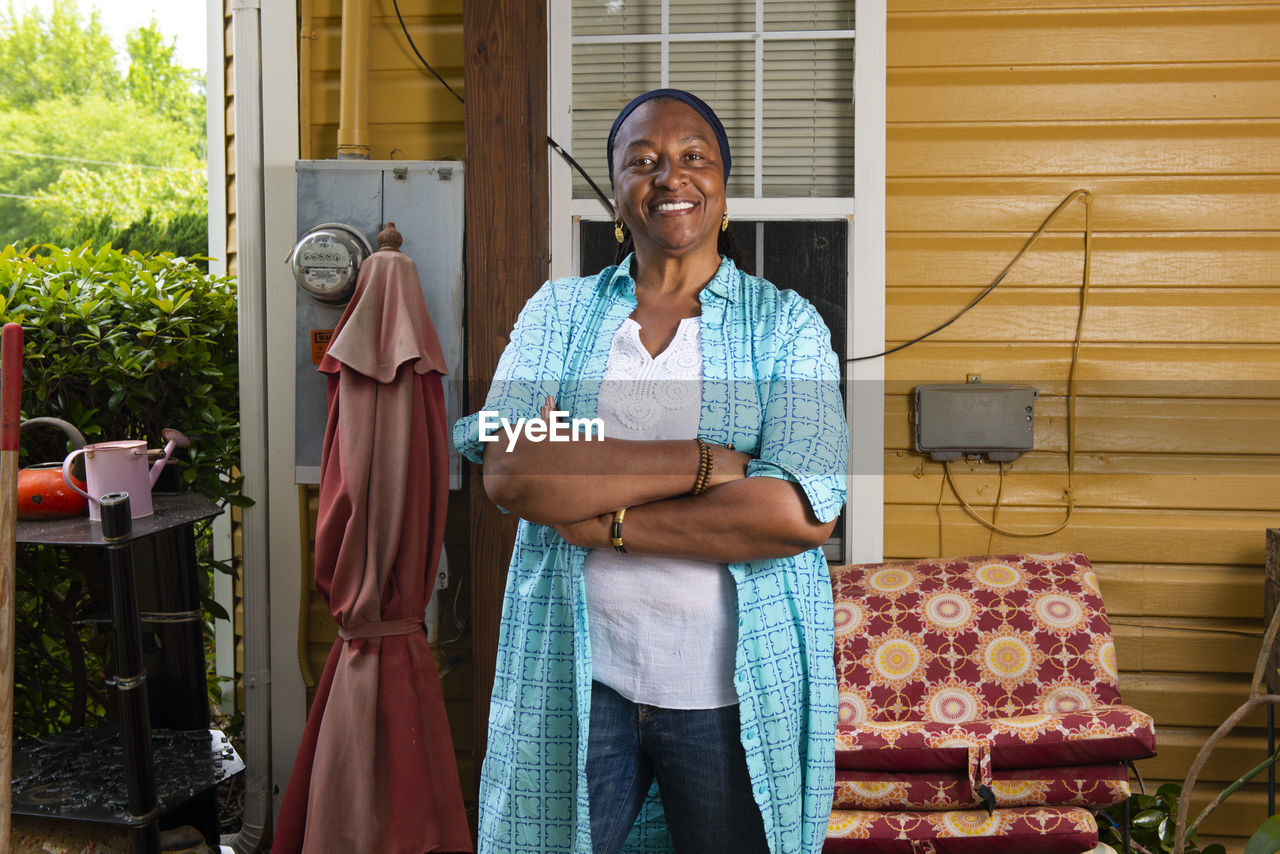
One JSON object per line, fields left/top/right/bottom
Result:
{"left": 101, "top": 492, "right": 161, "bottom": 852}
{"left": 132, "top": 521, "right": 209, "bottom": 731}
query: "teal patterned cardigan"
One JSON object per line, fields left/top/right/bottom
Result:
{"left": 454, "top": 254, "right": 849, "bottom": 853}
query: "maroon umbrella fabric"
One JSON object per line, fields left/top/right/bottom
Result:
{"left": 275, "top": 246, "right": 471, "bottom": 853}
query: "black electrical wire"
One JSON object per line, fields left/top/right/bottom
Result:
{"left": 546, "top": 137, "right": 616, "bottom": 218}
{"left": 390, "top": 0, "right": 465, "bottom": 104}
{"left": 847, "top": 189, "right": 1092, "bottom": 363}
{"left": 390, "top": 0, "right": 616, "bottom": 218}
{"left": 846, "top": 268, "right": 1010, "bottom": 363}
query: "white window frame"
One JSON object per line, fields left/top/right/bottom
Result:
{"left": 548, "top": 0, "right": 885, "bottom": 563}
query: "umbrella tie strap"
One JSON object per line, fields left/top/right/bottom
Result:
{"left": 338, "top": 618, "right": 422, "bottom": 641}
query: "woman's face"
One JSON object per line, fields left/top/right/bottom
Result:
{"left": 611, "top": 99, "right": 727, "bottom": 261}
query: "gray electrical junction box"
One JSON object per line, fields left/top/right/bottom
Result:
{"left": 914, "top": 383, "right": 1038, "bottom": 462}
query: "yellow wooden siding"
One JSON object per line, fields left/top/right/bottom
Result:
{"left": 304, "top": 0, "right": 465, "bottom": 160}
{"left": 885, "top": 1, "right": 1280, "bottom": 846}
{"left": 223, "top": 7, "right": 236, "bottom": 275}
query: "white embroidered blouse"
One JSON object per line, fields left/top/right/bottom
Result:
{"left": 582, "top": 315, "right": 739, "bottom": 709}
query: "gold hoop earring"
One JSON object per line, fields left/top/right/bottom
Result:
{"left": 614, "top": 219, "right": 626, "bottom": 244}
{"left": 721, "top": 211, "right": 729, "bottom": 232}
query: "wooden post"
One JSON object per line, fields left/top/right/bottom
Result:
{"left": 462, "top": 1, "right": 549, "bottom": 792}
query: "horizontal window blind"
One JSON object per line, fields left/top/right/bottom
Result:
{"left": 666, "top": 1, "right": 854, "bottom": 33}
{"left": 667, "top": 41, "right": 756, "bottom": 198}
{"left": 571, "top": 42, "right": 663, "bottom": 196}
{"left": 573, "top": 0, "right": 662, "bottom": 37}
{"left": 764, "top": 40, "right": 854, "bottom": 196}
{"left": 571, "top": 1, "right": 854, "bottom": 35}
{"left": 570, "top": 0, "right": 855, "bottom": 201}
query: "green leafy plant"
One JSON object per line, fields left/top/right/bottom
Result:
{"left": 1246, "top": 814, "right": 1280, "bottom": 854}
{"left": 1101, "top": 743, "right": 1280, "bottom": 853}
{"left": 1100, "top": 784, "right": 1226, "bottom": 854}
{"left": 0, "top": 242, "right": 243, "bottom": 736}
{"left": 12, "top": 544, "right": 113, "bottom": 736}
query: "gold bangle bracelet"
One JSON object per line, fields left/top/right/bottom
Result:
{"left": 611, "top": 507, "right": 627, "bottom": 554}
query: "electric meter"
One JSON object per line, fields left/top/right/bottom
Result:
{"left": 290, "top": 223, "right": 373, "bottom": 303}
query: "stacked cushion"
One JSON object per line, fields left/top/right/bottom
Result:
{"left": 826, "top": 806, "right": 1099, "bottom": 854}
{"left": 824, "top": 553, "right": 1156, "bottom": 852}
{"left": 834, "top": 763, "right": 1129, "bottom": 811}
{"left": 831, "top": 553, "right": 1155, "bottom": 795}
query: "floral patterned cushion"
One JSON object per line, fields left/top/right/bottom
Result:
{"left": 824, "top": 805, "right": 1098, "bottom": 853}
{"left": 832, "top": 553, "right": 1156, "bottom": 783}
{"left": 834, "top": 763, "right": 1129, "bottom": 811}
{"left": 835, "top": 705, "right": 1155, "bottom": 770}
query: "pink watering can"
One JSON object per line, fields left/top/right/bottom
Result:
{"left": 62, "top": 428, "right": 190, "bottom": 520}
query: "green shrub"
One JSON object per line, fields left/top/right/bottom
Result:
{"left": 48, "top": 210, "right": 211, "bottom": 273}
{"left": 21, "top": 165, "right": 208, "bottom": 262}
{"left": 0, "top": 242, "right": 242, "bottom": 735}
{"left": 0, "top": 242, "right": 237, "bottom": 488}
{"left": 106, "top": 211, "right": 209, "bottom": 266}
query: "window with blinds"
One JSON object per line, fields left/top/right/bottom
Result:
{"left": 570, "top": 0, "right": 855, "bottom": 200}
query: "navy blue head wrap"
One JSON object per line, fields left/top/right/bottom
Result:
{"left": 606, "top": 88, "right": 731, "bottom": 188}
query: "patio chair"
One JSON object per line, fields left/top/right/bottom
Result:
{"left": 824, "top": 552, "right": 1156, "bottom": 853}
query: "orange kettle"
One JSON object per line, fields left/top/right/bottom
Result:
{"left": 17, "top": 417, "right": 89, "bottom": 520}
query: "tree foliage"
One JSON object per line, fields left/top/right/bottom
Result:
{"left": 0, "top": 0, "right": 118, "bottom": 109}
{"left": 25, "top": 164, "right": 206, "bottom": 246}
{"left": 0, "top": 2, "right": 207, "bottom": 252}
{"left": 0, "top": 95, "right": 199, "bottom": 246}
{"left": 81, "top": 211, "right": 212, "bottom": 269}
{"left": 127, "top": 22, "right": 205, "bottom": 140}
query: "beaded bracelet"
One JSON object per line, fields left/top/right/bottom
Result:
{"left": 691, "top": 437, "right": 714, "bottom": 495}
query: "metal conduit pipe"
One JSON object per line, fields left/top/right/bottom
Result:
{"left": 336, "top": 0, "right": 370, "bottom": 159}
{"left": 228, "top": 0, "right": 272, "bottom": 851}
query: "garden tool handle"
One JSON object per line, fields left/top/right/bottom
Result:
{"left": 0, "top": 321, "right": 24, "bottom": 841}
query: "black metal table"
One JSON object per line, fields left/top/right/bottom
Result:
{"left": 10, "top": 492, "right": 244, "bottom": 852}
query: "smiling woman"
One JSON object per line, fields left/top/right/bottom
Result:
{"left": 612, "top": 102, "right": 725, "bottom": 257}
{"left": 455, "top": 89, "right": 850, "bottom": 854}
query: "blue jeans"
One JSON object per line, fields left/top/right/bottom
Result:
{"left": 586, "top": 681, "right": 769, "bottom": 854}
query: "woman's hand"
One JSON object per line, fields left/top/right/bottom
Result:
{"left": 552, "top": 512, "right": 612, "bottom": 550}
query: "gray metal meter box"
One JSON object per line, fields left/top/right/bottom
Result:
{"left": 294, "top": 160, "right": 464, "bottom": 486}
{"left": 914, "top": 383, "right": 1038, "bottom": 462}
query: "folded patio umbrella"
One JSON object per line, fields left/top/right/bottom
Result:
{"left": 275, "top": 234, "right": 471, "bottom": 853}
